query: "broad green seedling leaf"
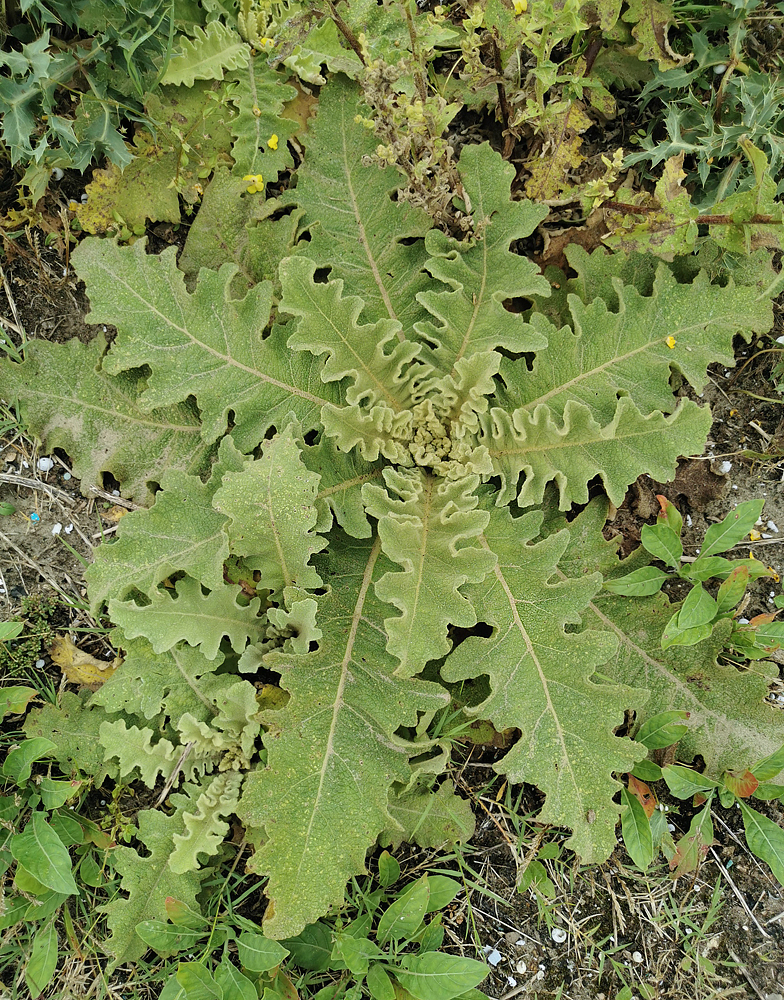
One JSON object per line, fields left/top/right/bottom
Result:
{"left": 698, "top": 499, "right": 765, "bottom": 560}
{"left": 640, "top": 523, "right": 682, "bottom": 569}
{"left": 395, "top": 952, "right": 488, "bottom": 1000}
{"left": 635, "top": 711, "right": 690, "bottom": 750}
{"left": 620, "top": 786, "right": 654, "bottom": 870}
{"left": 739, "top": 800, "right": 784, "bottom": 886}
{"left": 377, "top": 876, "right": 430, "bottom": 944}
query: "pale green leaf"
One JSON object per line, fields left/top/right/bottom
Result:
{"left": 99, "top": 720, "right": 209, "bottom": 786}
{"left": 236, "top": 932, "right": 289, "bottom": 972}
{"left": 175, "top": 962, "right": 224, "bottom": 1000}
{"left": 212, "top": 423, "right": 325, "bottom": 595}
{"left": 162, "top": 22, "right": 249, "bottom": 86}
{"left": 376, "top": 877, "right": 430, "bottom": 945}
{"left": 363, "top": 468, "right": 495, "bottom": 675}
{"left": 23, "top": 690, "right": 115, "bottom": 782}
{"left": 305, "top": 437, "right": 383, "bottom": 539}
{"left": 236, "top": 537, "right": 449, "bottom": 939}
{"left": 482, "top": 395, "right": 713, "bottom": 509}
{"left": 603, "top": 566, "right": 668, "bottom": 596}
{"left": 101, "top": 810, "right": 206, "bottom": 969}
{"left": 700, "top": 499, "right": 765, "bottom": 558}
{"left": 284, "top": 75, "right": 433, "bottom": 332}
{"left": 415, "top": 143, "right": 549, "bottom": 375}
{"left": 72, "top": 239, "right": 340, "bottom": 451}
{"left": 109, "top": 577, "right": 263, "bottom": 660}
{"left": 2, "top": 738, "right": 56, "bottom": 783}
{"left": 87, "top": 436, "right": 245, "bottom": 612}
{"left": 548, "top": 498, "right": 784, "bottom": 774}
{"left": 382, "top": 780, "right": 475, "bottom": 850}
{"left": 90, "top": 638, "right": 230, "bottom": 723}
{"left": 0, "top": 335, "right": 212, "bottom": 505}
{"left": 228, "top": 55, "right": 297, "bottom": 182}
{"left": 170, "top": 772, "right": 243, "bottom": 874}
{"left": 640, "top": 523, "right": 683, "bottom": 569}
{"left": 442, "top": 503, "right": 646, "bottom": 862}
{"left": 214, "top": 957, "right": 257, "bottom": 1000}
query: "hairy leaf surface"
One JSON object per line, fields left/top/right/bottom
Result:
{"left": 0, "top": 336, "right": 212, "bottom": 504}
{"left": 72, "top": 240, "right": 340, "bottom": 449}
{"left": 442, "top": 503, "right": 646, "bottom": 862}
{"left": 236, "top": 536, "right": 449, "bottom": 939}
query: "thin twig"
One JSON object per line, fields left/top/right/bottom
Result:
{"left": 87, "top": 485, "right": 142, "bottom": 510}
{"left": 0, "top": 529, "right": 75, "bottom": 602}
{"left": 0, "top": 472, "right": 77, "bottom": 505}
{"left": 727, "top": 948, "right": 768, "bottom": 1000}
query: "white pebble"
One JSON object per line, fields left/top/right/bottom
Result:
{"left": 686, "top": 514, "right": 692, "bottom": 527}
{"left": 51, "top": 522, "right": 62, "bottom": 535}
{"left": 80, "top": 193, "right": 88, "bottom": 203}
{"left": 486, "top": 948, "right": 502, "bottom": 967}
{"left": 767, "top": 521, "right": 778, "bottom": 533}
{"left": 632, "top": 951, "right": 643, "bottom": 964}
{"left": 64, "top": 523, "right": 74, "bottom": 534}
{"left": 37, "top": 457, "right": 54, "bottom": 472}
{"left": 63, "top": 472, "right": 71, "bottom": 481}
{"left": 668, "top": 823, "right": 675, "bottom": 832}
{"left": 536, "top": 971, "right": 545, "bottom": 981}
{"left": 516, "top": 960, "right": 528, "bottom": 974}
{"left": 22, "top": 460, "right": 29, "bottom": 468}
{"left": 507, "top": 978, "right": 517, "bottom": 988}
{"left": 551, "top": 928, "right": 567, "bottom": 943}
{"left": 112, "top": 489, "right": 120, "bottom": 496}
{"left": 718, "top": 461, "right": 732, "bottom": 474}
{"left": 714, "top": 63, "right": 727, "bottom": 73}
{"left": 51, "top": 167, "right": 64, "bottom": 180}
{"left": 36, "top": 659, "right": 45, "bottom": 668}
{"left": 732, "top": 484, "right": 738, "bottom": 490}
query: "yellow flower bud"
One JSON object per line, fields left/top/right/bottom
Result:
{"left": 268, "top": 134, "right": 279, "bottom": 150}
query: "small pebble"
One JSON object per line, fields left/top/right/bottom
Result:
{"left": 29, "top": 512, "right": 40, "bottom": 523}
{"left": 632, "top": 951, "right": 643, "bottom": 963}
{"left": 732, "top": 484, "right": 738, "bottom": 490}
{"left": 714, "top": 63, "right": 727, "bottom": 74}
{"left": 668, "top": 823, "right": 675, "bottom": 832}
{"left": 686, "top": 514, "right": 692, "bottom": 527}
{"left": 485, "top": 948, "right": 502, "bottom": 967}
{"left": 551, "top": 928, "right": 567, "bottom": 943}
{"left": 718, "top": 461, "right": 732, "bottom": 474}
{"left": 35, "top": 659, "right": 45, "bottom": 668}
{"left": 63, "top": 472, "right": 72, "bottom": 481}
{"left": 112, "top": 489, "right": 120, "bottom": 496}
{"left": 507, "top": 978, "right": 517, "bottom": 988}
{"left": 51, "top": 167, "right": 64, "bottom": 180}
{"left": 64, "top": 523, "right": 74, "bottom": 534}
{"left": 767, "top": 521, "right": 779, "bottom": 533}
{"left": 51, "top": 522, "right": 62, "bottom": 535}
{"left": 37, "top": 457, "right": 54, "bottom": 472}
{"left": 516, "top": 960, "right": 528, "bottom": 974}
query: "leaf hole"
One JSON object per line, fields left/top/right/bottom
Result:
{"left": 502, "top": 297, "right": 533, "bottom": 314}
{"left": 312, "top": 267, "right": 331, "bottom": 284}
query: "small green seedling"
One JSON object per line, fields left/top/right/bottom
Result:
{"left": 144, "top": 860, "right": 488, "bottom": 1000}
{"left": 605, "top": 496, "right": 783, "bottom": 652}
{"left": 618, "top": 712, "right": 784, "bottom": 885}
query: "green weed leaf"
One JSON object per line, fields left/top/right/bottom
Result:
{"left": 738, "top": 800, "right": 784, "bottom": 886}
{"left": 604, "top": 566, "right": 668, "bottom": 596}
{"left": 699, "top": 499, "right": 765, "bottom": 559}
{"left": 162, "top": 22, "right": 249, "bottom": 87}
{"left": 620, "top": 786, "right": 654, "bottom": 870}
{"left": 395, "top": 952, "right": 488, "bottom": 1000}
{"left": 640, "top": 523, "right": 683, "bottom": 569}
{"left": 10, "top": 813, "right": 78, "bottom": 896}
{"left": 25, "top": 920, "right": 59, "bottom": 999}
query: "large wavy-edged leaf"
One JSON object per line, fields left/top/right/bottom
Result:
{"left": 212, "top": 423, "right": 326, "bottom": 596}
{"left": 109, "top": 577, "right": 263, "bottom": 660}
{"left": 86, "top": 437, "right": 245, "bottom": 613}
{"left": 72, "top": 240, "right": 343, "bottom": 451}
{"left": 0, "top": 335, "right": 212, "bottom": 504}
{"left": 101, "top": 810, "right": 207, "bottom": 970}
{"left": 548, "top": 499, "right": 784, "bottom": 777}
{"left": 228, "top": 55, "right": 297, "bottom": 181}
{"left": 280, "top": 256, "right": 425, "bottom": 412}
{"left": 362, "top": 468, "right": 496, "bottom": 676}
{"left": 305, "top": 438, "right": 384, "bottom": 539}
{"left": 415, "top": 143, "right": 549, "bottom": 377}
{"left": 169, "top": 772, "right": 244, "bottom": 874}
{"left": 161, "top": 22, "right": 249, "bottom": 86}
{"left": 89, "top": 638, "right": 233, "bottom": 723}
{"left": 236, "top": 536, "right": 450, "bottom": 939}
{"left": 496, "top": 265, "right": 773, "bottom": 423}
{"left": 99, "top": 720, "right": 213, "bottom": 786}
{"left": 382, "top": 780, "right": 476, "bottom": 850}
{"left": 441, "top": 503, "right": 646, "bottom": 863}
{"left": 23, "top": 690, "right": 115, "bottom": 782}
{"left": 482, "top": 395, "right": 712, "bottom": 509}
{"left": 285, "top": 75, "right": 433, "bottom": 333}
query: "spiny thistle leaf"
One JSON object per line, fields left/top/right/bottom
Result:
{"left": 109, "top": 577, "right": 263, "bottom": 660}
{"left": 415, "top": 143, "right": 550, "bottom": 376}
{"left": 161, "top": 22, "right": 250, "bottom": 87}
{"left": 549, "top": 499, "right": 784, "bottom": 775}
{"left": 442, "top": 503, "right": 646, "bottom": 863}
{"left": 212, "top": 423, "right": 326, "bottom": 597}
{"left": 86, "top": 437, "right": 245, "bottom": 613}
{"left": 72, "top": 239, "right": 340, "bottom": 450}
{"left": 0, "top": 335, "right": 212, "bottom": 505}
{"left": 236, "top": 536, "right": 449, "bottom": 939}
{"left": 101, "top": 810, "right": 207, "bottom": 969}
{"left": 363, "top": 468, "right": 496, "bottom": 676}
{"left": 284, "top": 75, "right": 433, "bottom": 332}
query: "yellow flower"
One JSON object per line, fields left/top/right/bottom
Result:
{"left": 242, "top": 173, "right": 264, "bottom": 193}
{"left": 268, "top": 134, "right": 279, "bottom": 150}
{"left": 749, "top": 529, "right": 762, "bottom": 541}
{"left": 666, "top": 336, "right": 676, "bottom": 349}
{"left": 513, "top": 0, "right": 527, "bottom": 12}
